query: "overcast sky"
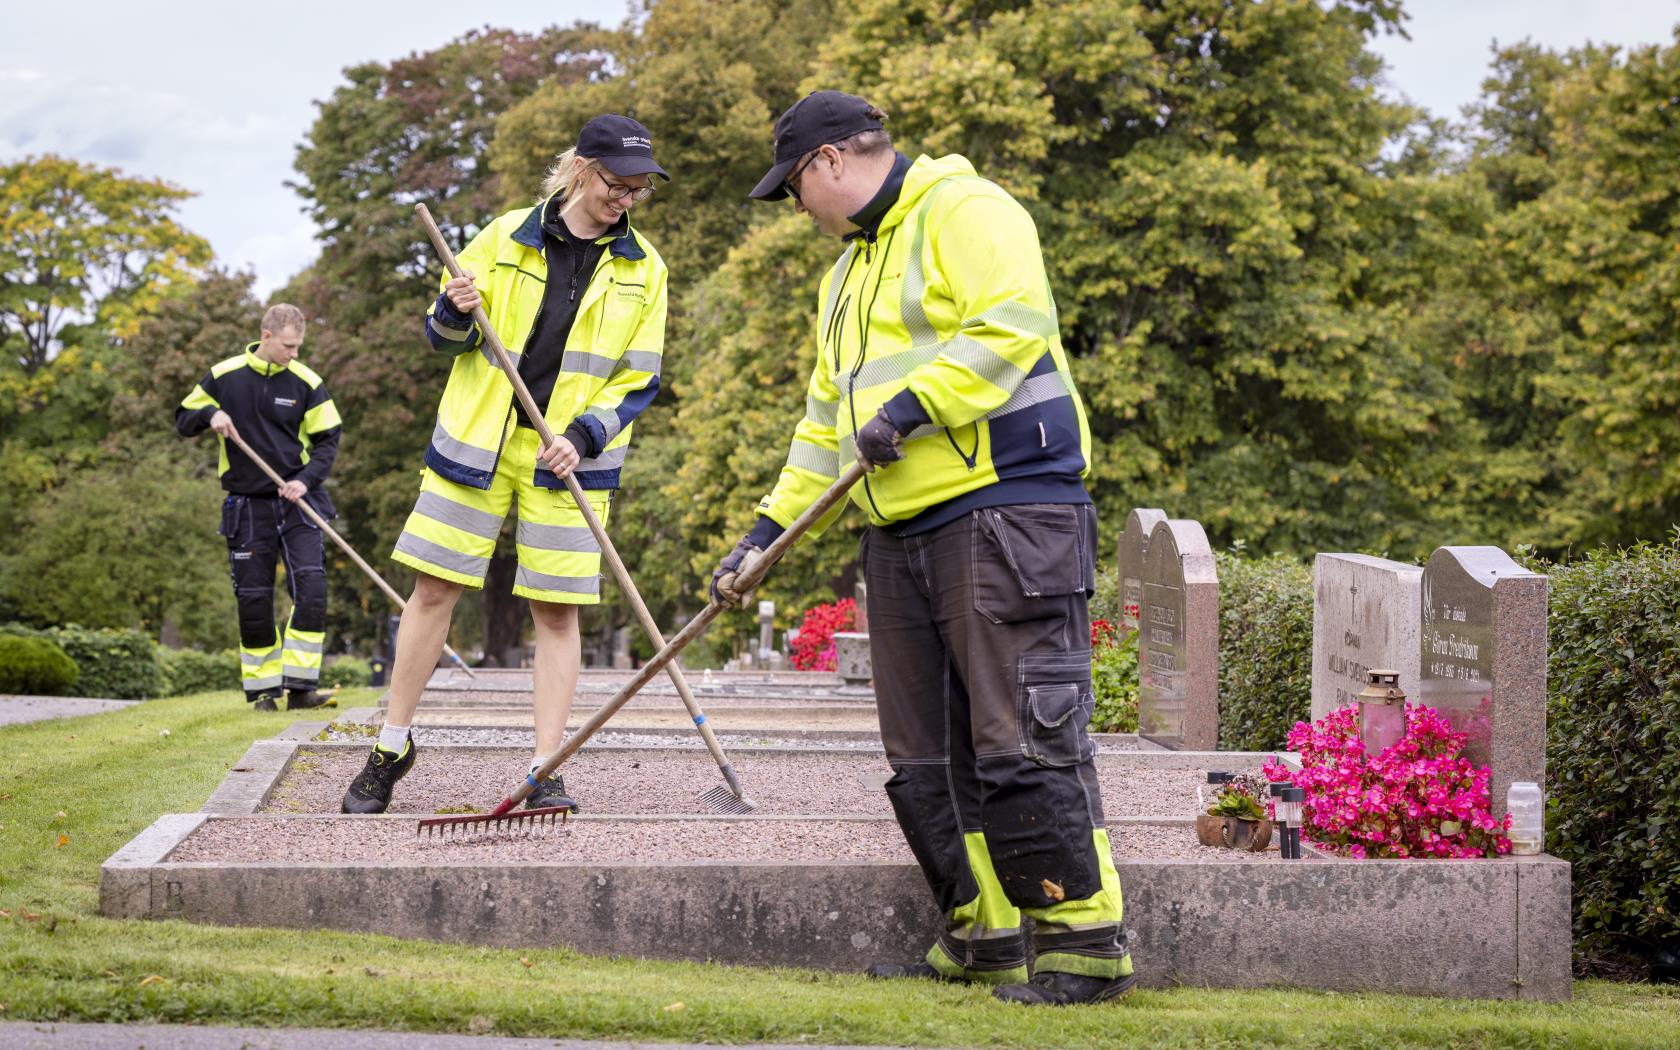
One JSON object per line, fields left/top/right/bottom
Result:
{"left": 2, "top": 2, "right": 1677, "bottom": 298}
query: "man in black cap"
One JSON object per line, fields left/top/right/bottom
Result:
{"left": 713, "top": 92, "right": 1134, "bottom": 1006}
{"left": 342, "top": 114, "right": 672, "bottom": 816}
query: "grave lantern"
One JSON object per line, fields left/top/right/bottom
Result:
{"left": 1357, "top": 668, "right": 1407, "bottom": 755}
{"left": 1276, "top": 786, "right": 1306, "bottom": 859}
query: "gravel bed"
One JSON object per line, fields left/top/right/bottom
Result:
{"left": 375, "top": 706, "right": 886, "bottom": 730}
{"left": 322, "top": 725, "right": 887, "bottom": 750}
{"left": 262, "top": 747, "right": 1249, "bottom": 818}
{"left": 169, "top": 817, "right": 1283, "bottom": 864}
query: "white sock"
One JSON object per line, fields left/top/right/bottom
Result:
{"left": 529, "top": 756, "right": 544, "bottom": 778}
{"left": 378, "top": 724, "right": 410, "bottom": 754}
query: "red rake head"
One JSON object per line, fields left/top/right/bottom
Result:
{"left": 417, "top": 805, "right": 571, "bottom": 842}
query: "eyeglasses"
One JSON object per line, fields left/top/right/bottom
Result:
{"left": 783, "top": 144, "right": 846, "bottom": 204}
{"left": 596, "top": 169, "right": 656, "bottom": 202}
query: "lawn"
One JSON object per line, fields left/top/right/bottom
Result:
{"left": 1, "top": 690, "right": 1678, "bottom": 1048}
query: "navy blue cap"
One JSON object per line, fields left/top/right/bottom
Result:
{"left": 577, "top": 114, "right": 669, "bottom": 180}
{"left": 750, "top": 91, "right": 884, "bottom": 201}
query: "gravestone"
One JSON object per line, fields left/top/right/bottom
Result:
{"left": 1417, "top": 547, "right": 1547, "bottom": 820}
{"left": 1311, "top": 555, "right": 1424, "bottom": 723}
{"left": 1116, "top": 509, "right": 1167, "bottom": 635}
{"left": 1136, "top": 519, "right": 1219, "bottom": 750}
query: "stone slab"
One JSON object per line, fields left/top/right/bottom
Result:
{"left": 0, "top": 695, "right": 138, "bottom": 725}
{"left": 1137, "top": 519, "right": 1219, "bottom": 750}
{"left": 1116, "top": 508, "right": 1166, "bottom": 633}
{"left": 104, "top": 812, "right": 1571, "bottom": 1001}
{"left": 339, "top": 704, "right": 888, "bottom": 734}
{"left": 1311, "top": 554, "right": 1424, "bottom": 723}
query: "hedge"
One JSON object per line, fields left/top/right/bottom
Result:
{"left": 1215, "top": 551, "right": 1314, "bottom": 751}
{"left": 1546, "top": 536, "right": 1680, "bottom": 950}
{"left": 0, "top": 634, "right": 80, "bottom": 695}
{"left": 322, "top": 655, "right": 373, "bottom": 689}
{"left": 158, "top": 646, "right": 240, "bottom": 697}
{"left": 3, "top": 623, "right": 162, "bottom": 699}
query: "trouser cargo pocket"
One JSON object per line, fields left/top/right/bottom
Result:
{"left": 1017, "top": 651, "right": 1095, "bottom": 767}
{"left": 972, "top": 504, "right": 1096, "bottom": 624}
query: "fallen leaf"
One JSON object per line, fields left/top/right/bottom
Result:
{"left": 138, "top": 975, "right": 164, "bottom": 986}
{"left": 519, "top": 957, "right": 533, "bottom": 968}
{"left": 663, "top": 1001, "right": 686, "bottom": 1013}
{"left": 104, "top": 970, "right": 119, "bottom": 979}
{"left": 1040, "top": 878, "right": 1065, "bottom": 902}
{"left": 22, "top": 912, "right": 39, "bottom": 922}
{"left": 0, "top": 910, "right": 11, "bottom": 918}
{"left": 53, "top": 811, "right": 66, "bottom": 819}
{"left": 56, "top": 835, "right": 68, "bottom": 849}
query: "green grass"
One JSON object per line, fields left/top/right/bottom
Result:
{"left": 2, "top": 691, "right": 1679, "bottom": 1047}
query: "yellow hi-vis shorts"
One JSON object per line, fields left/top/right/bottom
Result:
{"left": 391, "top": 427, "right": 610, "bottom": 605}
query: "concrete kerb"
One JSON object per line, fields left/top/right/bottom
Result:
{"left": 102, "top": 809, "right": 1571, "bottom": 1001}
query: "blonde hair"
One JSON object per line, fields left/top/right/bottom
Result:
{"left": 539, "top": 148, "right": 600, "bottom": 201}
{"left": 262, "top": 303, "right": 306, "bottom": 334}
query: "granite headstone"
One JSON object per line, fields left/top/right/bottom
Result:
{"left": 1116, "top": 508, "right": 1167, "bottom": 635}
{"left": 1311, "top": 554, "right": 1424, "bottom": 723}
{"left": 1417, "top": 546, "right": 1548, "bottom": 820}
{"left": 1136, "top": 519, "right": 1219, "bottom": 750}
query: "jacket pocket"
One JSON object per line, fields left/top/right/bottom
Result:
{"left": 1017, "top": 651, "right": 1095, "bottom": 767}
{"left": 972, "top": 503, "right": 1093, "bottom": 624}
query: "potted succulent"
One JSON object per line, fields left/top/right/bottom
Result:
{"left": 1195, "top": 773, "right": 1274, "bottom": 852}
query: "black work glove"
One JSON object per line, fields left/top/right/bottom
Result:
{"left": 854, "top": 406, "right": 905, "bottom": 470}
{"left": 709, "top": 536, "right": 764, "bottom": 607}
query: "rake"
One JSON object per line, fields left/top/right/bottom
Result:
{"left": 418, "top": 459, "right": 869, "bottom": 841}
{"left": 224, "top": 429, "right": 476, "bottom": 679}
{"left": 415, "top": 203, "right": 759, "bottom": 814}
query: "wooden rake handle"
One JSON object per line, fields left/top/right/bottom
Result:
{"left": 222, "top": 428, "right": 476, "bottom": 678}
{"left": 413, "top": 203, "right": 736, "bottom": 776}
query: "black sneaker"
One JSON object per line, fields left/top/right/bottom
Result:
{"left": 286, "top": 688, "right": 336, "bottom": 711}
{"left": 993, "top": 969, "right": 1137, "bottom": 1006}
{"left": 248, "top": 690, "right": 281, "bottom": 712}
{"left": 341, "top": 737, "right": 417, "bottom": 814}
{"left": 525, "top": 773, "right": 578, "bottom": 812}
{"left": 865, "top": 961, "right": 944, "bottom": 981}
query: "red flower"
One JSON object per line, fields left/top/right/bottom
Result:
{"left": 791, "top": 598, "right": 856, "bottom": 672}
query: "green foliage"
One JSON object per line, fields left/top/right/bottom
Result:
{"left": 321, "top": 655, "right": 373, "bottom": 689}
{"left": 156, "top": 647, "right": 239, "bottom": 698}
{"left": 1207, "top": 776, "right": 1269, "bottom": 821}
{"left": 1545, "top": 535, "right": 1680, "bottom": 951}
{"left": 3, "top": 623, "right": 162, "bottom": 699}
{"left": 0, "top": 634, "right": 79, "bottom": 695}
{"left": 1090, "top": 627, "right": 1139, "bottom": 734}
{"left": 1215, "top": 550, "right": 1313, "bottom": 752}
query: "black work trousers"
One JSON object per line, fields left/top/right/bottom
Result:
{"left": 863, "top": 503, "right": 1129, "bottom": 982}
{"left": 220, "top": 493, "right": 330, "bottom": 696}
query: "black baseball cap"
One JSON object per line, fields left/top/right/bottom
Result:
{"left": 749, "top": 91, "right": 884, "bottom": 201}
{"left": 577, "top": 114, "right": 669, "bottom": 180}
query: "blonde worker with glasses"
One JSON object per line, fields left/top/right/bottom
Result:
{"left": 341, "top": 115, "right": 670, "bottom": 816}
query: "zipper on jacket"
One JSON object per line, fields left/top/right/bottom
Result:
{"left": 945, "top": 426, "right": 979, "bottom": 472}
{"left": 846, "top": 227, "right": 897, "bottom": 520}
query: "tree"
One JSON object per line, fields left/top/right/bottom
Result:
{"left": 0, "top": 155, "right": 210, "bottom": 375}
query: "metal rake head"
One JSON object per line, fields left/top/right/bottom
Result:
{"left": 417, "top": 805, "right": 570, "bottom": 843}
{"left": 698, "top": 784, "right": 758, "bottom": 815}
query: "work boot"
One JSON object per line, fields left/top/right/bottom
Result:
{"left": 525, "top": 773, "right": 578, "bottom": 812}
{"left": 992, "top": 970, "right": 1138, "bottom": 1006}
{"left": 340, "top": 736, "right": 417, "bottom": 814}
{"left": 286, "top": 688, "right": 336, "bottom": 711}
{"left": 865, "top": 961, "right": 945, "bottom": 981}
{"left": 248, "top": 690, "right": 281, "bottom": 712}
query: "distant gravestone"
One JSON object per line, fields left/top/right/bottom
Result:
{"left": 1417, "top": 547, "right": 1548, "bottom": 820}
{"left": 1137, "top": 519, "right": 1219, "bottom": 750}
{"left": 1116, "top": 509, "right": 1167, "bottom": 635}
{"left": 1311, "top": 554, "right": 1424, "bottom": 723}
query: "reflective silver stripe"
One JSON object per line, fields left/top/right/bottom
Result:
{"left": 283, "top": 637, "right": 324, "bottom": 655}
{"left": 414, "top": 490, "right": 504, "bottom": 539}
{"left": 241, "top": 646, "right": 281, "bottom": 667}
{"left": 282, "top": 665, "right": 320, "bottom": 681}
{"left": 965, "top": 300, "right": 1059, "bottom": 342}
{"left": 900, "top": 189, "right": 945, "bottom": 347}
{"left": 617, "top": 350, "right": 662, "bottom": 375}
{"left": 786, "top": 439, "right": 839, "bottom": 478}
{"left": 516, "top": 520, "right": 600, "bottom": 553}
{"left": 577, "top": 445, "right": 628, "bottom": 472}
{"left": 838, "top": 432, "right": 857, "bottom": 465}
{"left": 394, "top": 531, "right": 491, "bottom": 578}
{"left": 430, "top": 421, "right": 499, "bottom": 472}
{"left": 560, "top": 350, "right": 616, "bottom": 378}
{"left": 243, "top": 674, "right": 282, "bottom": 691}
{"left": 514, "top": 565, "right": 601, "bottom": 595}
{"left": 851, "top": 343, "right": 942, "bottom": 390}
{"left": 820, "top": 245, "right": 856, "bottom": 334}
{"left": 588, "top": 407, "right": 623, "bottom": 444}
{"left": 805, "top": 395, "right": 838, "bottom": 428}
{"left": 988, "top": 372, "right": 1073, "bottom": 418}
{"left": 427, "top": 314, "right": 473, "bottom": 341}
{"left": 944, "top": 334, "right": 1025, "bottom": 390}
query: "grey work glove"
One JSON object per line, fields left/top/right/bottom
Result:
{"left": 854, "top": 406, "right": 905, "bottom": 470}
{"left": 710, "top": 537, "right": 765, "bottom": 607}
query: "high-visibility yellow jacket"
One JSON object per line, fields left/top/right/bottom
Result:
{"left": 423, "top": 195, "right": 668, "bottom": 491}
{"left": 757, "top": 153, "right": 1093, "bottom": 537}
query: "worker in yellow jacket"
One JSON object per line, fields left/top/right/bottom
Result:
{"left": 342, "top": 115, "right": 669, "bottom": 816}
{"left": 713, "top": 92, "right": 1132, "bottom": 1006}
